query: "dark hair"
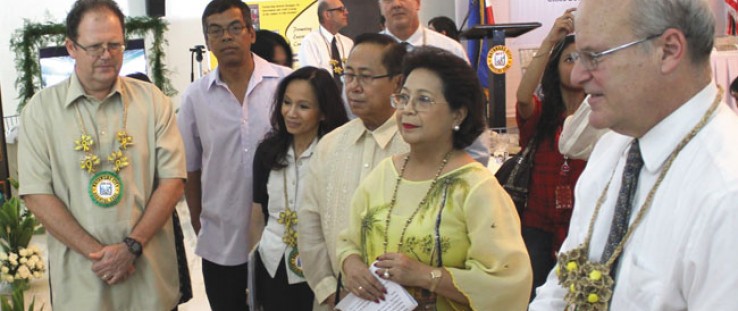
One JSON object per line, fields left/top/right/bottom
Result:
{"left": 252, "top": 30, "right": 294, "bottom": 68}
{"left": 259, "top": 67, "right": 349, "bottom": 170}
{"left": 317, "top": 0, "right": 329, "bottom": 23}
{"left": 536, "top": 34, "right": 575, "bottom": 146}
{"left": 731, "top": 76, "right": 738, "bottom": 94}
{"left": 126, "top": 72, "right": 151, "bottom": 83}
{"left": 352, "top": 33, "right": 406, "bottom": 76}
{"left": 66, "top": 0, "right": 125, "bottom": 41}
{"left": 401, "top": 47, "right": 486, "bottom": 149}
{"left": 428, "top": 16, "right": 459, "bottom": 42}
{"left": 202, "top": 0, "right": 252, "bottom": 40}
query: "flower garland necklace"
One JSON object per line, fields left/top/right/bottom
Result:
{"left": 280, "top": 168, "right": 304, "bottom": 277}
{"left": 556, "top": 87, "right": 723, "bottom": 310}
{"left": 73, "top": 100, "right": 133, "bottom": 208}
{"left": 383, "top": 150, "right": 453, "bottom": 254}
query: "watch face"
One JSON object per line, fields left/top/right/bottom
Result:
{"left": 431, "top": 269, "right": 442, "bottom": 279}
{"left": 131, "top": 242, "right": 142, "bottom": 254}
{"left": 125, "top": 237, "right": 142, "bottom": 256}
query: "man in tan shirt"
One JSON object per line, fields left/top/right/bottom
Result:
{"left": 18, "top": 0, "right": 185, "bottom": 309}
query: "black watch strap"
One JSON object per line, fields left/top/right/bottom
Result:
{"left": 123, "top": 237, "right": 143, "bottom": 257}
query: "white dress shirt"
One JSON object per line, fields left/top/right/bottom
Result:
{"left": 178, "top": 55, "right": 292, "bottom": 265}
{"left": 382, "top": 26, "right": 470, "bottom": 63}
{"left": 258, "top": 139, "right": 317, "bottom": 284}
{"left": 297, "top": 25, "right": 353, "bottom": 75}
{"left": 297, "top": 26, "right": 355, "bottom": 119}
{"left": 530, "top": 83, "right": 738, "bottom": 310}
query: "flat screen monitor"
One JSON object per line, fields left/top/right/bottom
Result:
{"left": 39, "top": 38, "right": 147, "bottom": 87}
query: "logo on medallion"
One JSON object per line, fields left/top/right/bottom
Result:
{"left": 288, "top": 248, "right": 304, "bottom": 278}
{"left": 89, "top": 171, "right": 123, "bottom": 208}
{"left": 486, "top": 45, "right": 513, "bottom": 75}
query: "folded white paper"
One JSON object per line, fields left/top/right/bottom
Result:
{"left": 335, "top": 262, "right": 418, "bottom": 311}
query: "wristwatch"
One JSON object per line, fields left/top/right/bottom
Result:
{"left": 123, "top": 237, "right": 143, "bottom": 257}
{"left": 429, "top": 269, "right": 443, "bottom": 293}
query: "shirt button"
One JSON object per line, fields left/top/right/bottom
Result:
{"left": 363, "top": 163, "right": 369, "bottom": 168}
{"left": 100, "top": 131, "right": 106, "bottom": 136}
{"left": 244, "top": 148, "right": 249, "bottom": 152}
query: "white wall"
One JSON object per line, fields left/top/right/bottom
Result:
{"left": 0, "top": 0, "right": 461, "bottom": 115}
{"left": 0, "top": 0, "right": 134, "bottom": 116}
{"left": 0, "top": 0, "right": 730, "bottom": 117}
{"left": 0, "top": 0, "right": 211, "bottom": 116}
{"left": 419, "top": 0, "right": 454, "bottom": 26}
{"left": 0, "top": 1, "right": 86, "bottom": 115}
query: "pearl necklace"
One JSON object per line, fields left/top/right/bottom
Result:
{"left": 383, "top": 150, "right": 453, "bottom": 254}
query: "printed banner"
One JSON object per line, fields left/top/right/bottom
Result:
{"left": 210, "top": 0, "right": 317, "bottom": 68}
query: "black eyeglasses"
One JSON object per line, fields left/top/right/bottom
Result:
{"left": 571, "top": 33, "right": 662, "bottom": 71}
{"left": 207, "top": 23, "right": 247, "bottom": 38}
{"left": 327, "top": 6, "right": 348, "bottom": 13}
{"left": 72, "top": 40, "right": 125, "bottom": 58}
{"left": 341, "top": 72, "right": 394, "bottom": 85}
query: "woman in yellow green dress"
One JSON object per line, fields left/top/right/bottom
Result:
{"left": 338, "top": 47, "right": 533, "bottom": 310}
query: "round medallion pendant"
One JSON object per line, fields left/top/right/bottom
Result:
{"left": 288, "top": 248, "right": 304, "bottom": 277}
{"left": 89, "top": 171, "right": 123, "bottom": 208}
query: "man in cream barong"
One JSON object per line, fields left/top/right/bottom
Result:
{"left": 297, "top": 33, "right": 409, "bottom": 311}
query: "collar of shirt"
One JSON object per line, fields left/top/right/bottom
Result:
{"left": 64, "top": 73, "right": 122, "bottom": 108}
{"left": 346, "top": 116, "right": 399, "bottom": 149}
{"left": 381, "top": 26, "right": 423, "bottom": 46}
{"left": 639, "top": 81, "right": 717, "bottom": 173}
{"left": 319, "top": 25, "right": 336, "bottom": 43}
{"left": 207, "top": 53, "right": 283, "bottom": 96}
{"left": 286, "top": 136, "right": 319, "bottom": 161}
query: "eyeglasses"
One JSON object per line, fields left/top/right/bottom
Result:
{"left": 72, "top": 40, "right": 125, "bottom": 58}
{"left": 327, "top": 6, "right": 348, "bottom": 13}
{"left": 207, "top": 23, "right": 247, "bottom": 38}
{"left": 390, "top": 93, "right": 442, "bottom": 112}
{"left": 572, "top": 33, "right": 662, "bottom": 71}
{"left": 341, "top": 72, "right": 394, "bottom": 85}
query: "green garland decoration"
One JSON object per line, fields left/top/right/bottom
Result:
{"left": 10, "top": 16, "right": 175, "bottom": 113}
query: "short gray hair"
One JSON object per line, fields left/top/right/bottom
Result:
{"left": 629, "top": 0, "right": 714, "bottom": 64}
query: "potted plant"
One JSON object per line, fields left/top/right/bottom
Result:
{"left": 0, "top": 179, "right": 45, "bottom": 310}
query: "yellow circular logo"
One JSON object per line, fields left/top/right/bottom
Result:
{"left": 486, "top": 45, "right": 513, "bottom": 75}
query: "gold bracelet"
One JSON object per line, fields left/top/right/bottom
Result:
{"left": 429, "top": 269, "right": 442, "bottom": 293}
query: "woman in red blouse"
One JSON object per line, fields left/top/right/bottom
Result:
{"left": 515, "top": 8, "right": 587, "bottom": 300}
